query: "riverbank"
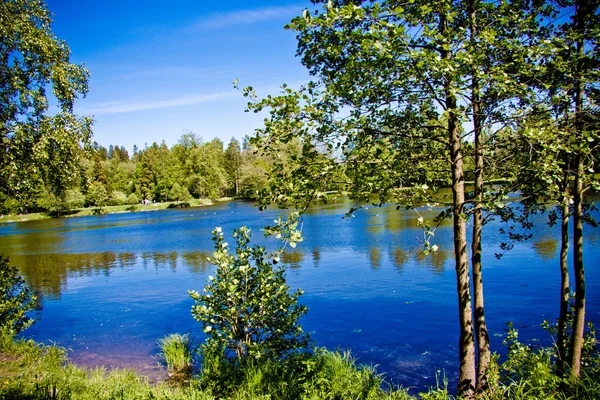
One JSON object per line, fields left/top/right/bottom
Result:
{"left": 0, "top": 331, "right": 424, "bottom": 400}
{"left": 2, "top": 329, "right": 600, "bottom": 400}
{"left": 0, "top": 198, "right": 234, "bottom": 224}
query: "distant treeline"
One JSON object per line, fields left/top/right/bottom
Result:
{"left": 0, "top": 132, "right": 295, "bottom": 215}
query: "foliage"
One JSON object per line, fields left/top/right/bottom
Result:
{"left": 64, "top": 189, "right": 85, "bottom": 210}
{"left": 1, "top": 127, "right": 277, "bottom": 215}
{"left": 127, "top": 192, "right": 139, "bottom": 205}
{"left": 480, "top": 323, "right": 600, "bottom": 400}
{"left": 195, "top": 344, "right": 414, "bottom": 400}
{"left": 225, "top": 138, "right": 243, "bottom": 197}
{"left": 0, "top": 255, "right": 37, "bottom": 334}
{"left": 0, "top": 327, "right": 418, "bottom": 400}
{"left": 190, "top": 226, "right": 309, "bottom": 362}
{"left": 0, "top": 0, "right": 91, "bottom": 214}
{"left": 0, "top": 330, "right": 214, "bottom": 400}
{"left": 109, "top": 190, "right": 128, "bottom": 206}
{"left": 300, "top": 349, "right": 391, "bottom": 400}
{"left": 85, "top": 181, "right": 109, "bottom": 208}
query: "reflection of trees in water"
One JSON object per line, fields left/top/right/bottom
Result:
{"left": 369, "top": 247, "right": 381, "bottom": 270}
{"left": 141, "top": 251, "right": 179, "bottom": 270}
{"left": 532, "top": 237, "right": 558, "bottom": 261}
{"left": 416, "top": 249, "right": 449, "bottom": 274}
{"left": 13, "top": 250, "right": 213, "bottom": 299}
{"left": 282, "top": 251, "right": 304, "bottom": 268}
{"left": 13, "top": 252, "right": 126, "bottom": 299}
{"left": 181, "top": 251, "right": 210, "bottom": 273}
{"left": 367, "top": 213, "right": 385, "bottom": 234}
{"left": 390, "top": 248, "right": 409, "bottom": 273}
{"left": 312, "top": 248, "right": 321, "bottom": 267}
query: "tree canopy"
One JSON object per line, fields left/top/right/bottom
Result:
{"left": 0, "top": 0, "right": 92, "bottom": 213}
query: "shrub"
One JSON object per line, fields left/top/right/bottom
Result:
{"left": 85, "top": 181, "right": 109, "bottom": 207}
{"left": 126, "top": 193, "right": 139, "bottom": 205}
{"left": 109, "top": 190, "right": 128, "bottom": 206}
{"left": 168, "top": 202, "right": 191, "bottom": 209}
{"left": 189, "top": 226, "right": 309, "bottom": 362}
{"left": 0, "top": 255, "right": 37, "bottom": 334}
{"left": 64, "top": 189, "right": 85, "bottom": 210}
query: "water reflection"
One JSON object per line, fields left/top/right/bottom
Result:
{"left": 415, "top": 249, "right": 450, "bottom": 274}
{"left": 181, "top": 251, "right": 211, "bottom": 273}
{"left": 390, "top": 248, "right": 410, "bottom": 273}
{"left": 10, "top": 244, "right": 456, "bottom": 300}
{"left": 311, "top": 248, "right": 321, "bottom": 267}
{"left": 10, "top": 251, "right": 214, "bottom": 299}
{"left": 532, "top": 237, "right": 558, "bottom": 261}
{"left": 282, "top": 251, "right": 304, "bottom": 268}
{"left": 369, "top": 248, "right": 382, "bottom": 270}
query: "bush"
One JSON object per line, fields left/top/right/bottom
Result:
{"left": 85, "top": 181, "right": 109, "bottom": 207}
{"left": 0, "top": 255, "right": 37, "bottom": 334}
{"left": 126, "top": 193, "right": 139, "bottom": 205}
{"left": 109, "top": 190, "right": 128, "bottom": 206}
{"left": 168, "top": 202, "right": 191, "bottom": 209}
{"left": 189, "top": 226, "right": 309, "bottom": 362}
{"left": 64, "top": 189, "right": 85, "bottom": 210}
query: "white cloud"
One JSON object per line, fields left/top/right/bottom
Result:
{"left": 189, "top": 5, "right": 301, "bottom": 31}
{"left": 84, "top": 91, "right": 238, "bottom": 115}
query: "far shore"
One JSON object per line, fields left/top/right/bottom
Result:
{"left": 0, "top": 197, "right": 235, "bottom": 224}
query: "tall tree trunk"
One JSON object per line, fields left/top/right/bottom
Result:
{"left": 444, "top": 57, "right": 476, "bottom": 400}
{"left": 568, "top": 0, "right": 586, "bottom": 378}
{"left": 557, "top": 189, "right": 570, "bottom": 377}
{"left": 450, "top": 105, "right": 476, "bottom": 398}
{"left": 468, "top": 0, "right": 491, "bottom": 390}
{"left": 471, "top": 89, "right": 491, "bottom": 391}
{"left": 439, "top": 10, "right": 476, "bottom": 396}
{"left": 570, "top": 150, "right": 585, "bottom": 378}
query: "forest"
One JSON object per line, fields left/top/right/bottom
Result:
{"left": 0, "top": 132, "right": 276, "bottom": 215}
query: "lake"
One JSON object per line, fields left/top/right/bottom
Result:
{"left": 0, "top": 199, "right": 599, "bottom": 394}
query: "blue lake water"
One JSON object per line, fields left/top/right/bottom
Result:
{"left": 0, "top": 199, "right": 598, "bottom": 394}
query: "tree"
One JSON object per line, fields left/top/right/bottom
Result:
{"left": 187, "top": 142, "right": 227, "bottom": 200}
{"left": 0, "top": 255, "right": 37, "bottom": 334}
{"left": 558, "top": 0, "right": 599, "bottom": 378}
{"left": 85, "top": 181, "right": 109, "bottom": 208}
{"left": 1, "top": 0, "right": 91, "bottom": 213}
{"left": 242, "top": 0, "right": 550, "bottom": 395}
{"left": 504, "top": 0, "right": 600, "bottom": 378}
{"left": 225, "top": 138, "right": 242, "bottom": 196}
{"left": 189, "top": 226, "right": 309, "bottom": 361}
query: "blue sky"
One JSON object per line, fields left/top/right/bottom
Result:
{"left": 45, "top": 1, "right": 312, "bottom": 152}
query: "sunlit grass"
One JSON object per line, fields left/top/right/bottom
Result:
{"left": 158, "top": 333, "right": 193, "bottom": 377}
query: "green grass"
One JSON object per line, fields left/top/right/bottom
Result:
{"left": 0, "top": 198, "right": 233, "bottom": 224}
{"left": 0, "top": 331, "right": 416, "bottom": 400}
{"left": 2, "top": 328, "right": 599, "bottom": 399}
{"left": 158, "top": 333, "right": 193, "bottom": 377}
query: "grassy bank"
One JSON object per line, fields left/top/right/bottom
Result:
{"left": 2, "top": 328, "right": 599, "bottom": 399}
{"left": 0, "top": 198, "right": 233, "bottom": 224}
{"left": 0, "top": 331, "right": 421, "bottom": 400}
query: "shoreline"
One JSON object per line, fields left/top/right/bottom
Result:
{"left": 0, "top": 197, "right": 235, "bottom": 224}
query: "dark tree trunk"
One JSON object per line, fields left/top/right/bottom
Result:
{"left": 447, "top": 78, "right": 477, "bottom": 400}
{"left": 570, "top": 153, "right": 585, "bottom": 378}
{"left": 557, "top": 193, "right": 570, "bottom": 376}
{"left": 471, "top": 87, "right": 490, "bottom": 392}
{"left": 468, "top": 0, "right": 491, "bottom": 390}
{"left": 568, "top": 0, "right": 586, "bottom": 378}
{"left": 440, "top": 11, "right": 476, "bottom": 397}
